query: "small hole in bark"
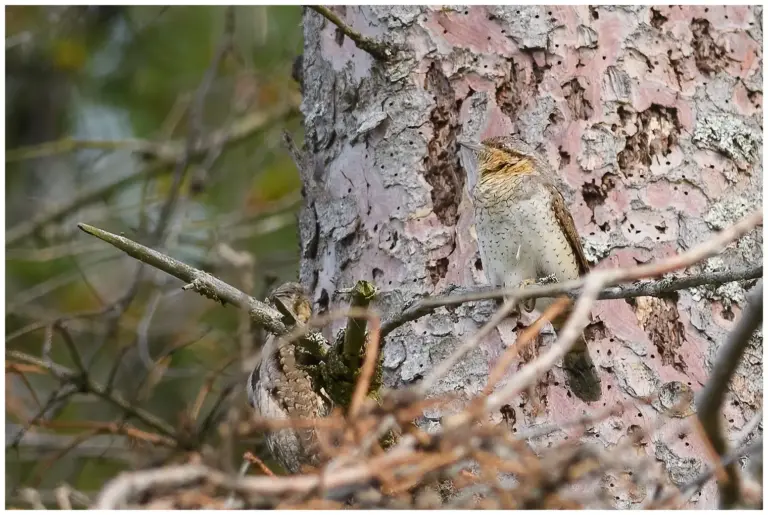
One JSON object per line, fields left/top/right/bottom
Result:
{"left": 443, "top": 29, "right": 447, "bottom": 34}
{"left": 347, "top": 188, "right": 352, "bottom": 193}
{"left": 474, "top": 258, "right": 483, "bottom": 270}
{"left": 557, "top": 60, "right": 562, "bottom": 65}
{"left": 554, "top": 381, "right": 560, "bottom": 386}
{"left": 704, "top": 7, "right": 709, "bottom": 12}
{"left": 610, "top": 483, "right": 615, "bottom": 487}
{"left": 535, "top": 14, "right": 539, "bottom": 19}
{"left": 318, "top": 289, "right": 330, "bottom": 311}
{"left": 607, "top": 385, "right": 612, "bottom": 390}
{"left": 729, "top": 418, "right": 734, "bottom": 423}
{"left": 501, "top": 29, "right": 506, "bottom": 34}
{"left": 724, "top": 15, "right": 728, "bottom": 19}
{"left": 607, "top": 350, "right": 612, "bottom": 356}
{"left": 590, "top": 231, "right": 595, "bottom": 235}
{"left": 487, "top": 36, "right": 491, "bottom": 40}
{"left": 650, "top": 354, "right": 655, "bottom": 359}
{"left": 602, "top": 56, "right": 606, "bottom": 60}
{"left": 687, "top": 381, "right": 692, "bottom": 385}
{"left": 684, "top": 191, "right": 688, "bottom": 195}
{"left": 464, "top": 10, "right": 468, "bottom": 15}
{"left": 567, "top": 391, "right": 572, "bottom": 398}
{"left": 732, "top": 400, "right": 740, "bottom": 406}
{"left": 685, "top": 442, "right": 690, "bottom": 446}
{"left": 666, "top": 161, "right": 670, "bottom": 165}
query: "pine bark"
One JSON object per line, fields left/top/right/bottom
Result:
{"left": 298, "top": 6, "right": 762, "bottom": 508}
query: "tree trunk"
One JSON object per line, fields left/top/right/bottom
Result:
{"left": 298, "top": 6, "right": 762, "bottom": 508}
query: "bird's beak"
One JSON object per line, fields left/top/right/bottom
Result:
{"left": 459, "top": 141, "right": 484, "bottom": 153}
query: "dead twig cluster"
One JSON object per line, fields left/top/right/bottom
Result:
{"left": 43, "top": 210, "right": 759, "bottom": 509}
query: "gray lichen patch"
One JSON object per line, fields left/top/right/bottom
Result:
{"left": 704, "top": 196, "right": 758, "bottom": 230}
{"left": 579, "top": 124, "right": 620, "bottom": 171}
{"left": 653, "top": 440, "right": 702, "bottom": 486}
{"left": 693, "top": 113, "right": 761, "bottom": 170}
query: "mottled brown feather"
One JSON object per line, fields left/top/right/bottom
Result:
{"left": 546, "top": 183, "right": 591, "bottom": 276}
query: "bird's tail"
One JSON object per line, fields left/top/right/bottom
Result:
{"left": 551, "top": 309, "right": 602, "bottom": 403}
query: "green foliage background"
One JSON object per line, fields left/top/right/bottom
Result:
{"left": 6, "top": 6, "right": 306, "bottom": 504}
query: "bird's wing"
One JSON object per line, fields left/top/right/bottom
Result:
{"left": 546, "top": 183, "right": 591, "bottom": 276}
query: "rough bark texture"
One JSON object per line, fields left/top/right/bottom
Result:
{"left": 299, "top": 6, "right": 762, "bottom": 508}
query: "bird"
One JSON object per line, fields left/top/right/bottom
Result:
{"left": 247, "top": 282, "right": 327, "bottom": 473}
{"left": 462, "top": 135, "right": 602, "bottom": 403}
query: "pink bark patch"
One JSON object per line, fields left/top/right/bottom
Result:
{"left": 425, "top": 8, "right": 514, "bottom": 55}
{"left": 644, "top": 180, "right": 708, "bottom": 216}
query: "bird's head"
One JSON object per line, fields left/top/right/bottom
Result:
{"left": 269, "top": 282, "right": 312, "bottom": 325}
{"left": 460, "top": 136, "right": 539, "bottom": 177}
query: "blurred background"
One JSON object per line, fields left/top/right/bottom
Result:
{"left": 6, "top": 5, "right": 305, "bottom": 505}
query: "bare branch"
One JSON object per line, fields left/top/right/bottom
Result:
{"left": 696, "top": 281, "right": 763, "bottom": 508}
{"left": 6, "top": 104, "right": 298, "bottom": 246}
{"left": 7, "top": 350, "right": 180, "bottom": 444}
{"left": 308, "top": 6, "right": 395, "bottom": 61}
{"left": 76, "top": 223, "right": 291, "bottom": 337}
{"left": 382, "top": 264, "right": 762, "bottom": 337}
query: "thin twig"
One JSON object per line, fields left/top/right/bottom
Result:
{"left": 656, "top": 438, "right": 763, "bottom": 508}
{"left": 150, "top": 5, "right": 235, "bottom": 244}
{"left": 415, "top": 297, "right": 519, "bottom": 396}
{"left": 381, "top": 264, "right": 762, "bottom": 337}
{"left": 7, "top": 350, "right": 180, "bottom": 444}
{"left": 695, "top": 281, "right": 762, "bottom": 508}
{"left": 731, "top": 409, "right": 763, "bottom": 444}
{"left": 482, "top": 297, "right": 570, "bottom": 396}
{"left": 6, "top": 104, "right": 297, "bottom": 246}
{"left": 348, "top": 312, "right": 382, "bottom": 418}
{"left": 308, "top": 6, "right": 395, "bottom": 61}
